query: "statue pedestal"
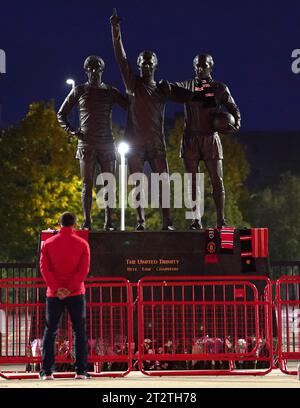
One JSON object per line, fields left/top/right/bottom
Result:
{"left": 87, "top": 230, "right": 270, "bottom": 281}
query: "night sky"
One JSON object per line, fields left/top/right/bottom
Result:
{"left": 1, "top": 0, "right": 300, "bottom": 131}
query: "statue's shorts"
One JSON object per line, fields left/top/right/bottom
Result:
{"left": 180, "top": 131, "right": 223, "bottom": 161}
{"left": 126, "top": 146, "right": 166, "bottom": 162}
{"left": 76, "top": 145, "right": 116, "bottom": 163}
{"left": 125, "top": 146, "right": 168, "bottom": 176}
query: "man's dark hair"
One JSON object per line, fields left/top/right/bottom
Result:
{"left": 59, "top": 212, "right": 77, "bottom": 227}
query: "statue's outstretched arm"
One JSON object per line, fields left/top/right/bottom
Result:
{"left": 112, "top": 87, "right": 129, "bottom": 110}
{"left": 110, "top": 8, "right": 136, "bottom": 93}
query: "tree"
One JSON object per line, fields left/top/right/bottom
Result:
{"left": 0, "top": 101, "right": 82, "bottom": 261}
{"left": 244, "top": 172, "right": 300, "bottom": 260}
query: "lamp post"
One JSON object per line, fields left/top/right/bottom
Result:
{"left": 65, "top": 79, "right": 76, "bottom": 135}
{"left": 118, "top": 142, "right": 129, "bottom": 231}
{"left": 66, "top": 78, "right": 75, "bottom": 92}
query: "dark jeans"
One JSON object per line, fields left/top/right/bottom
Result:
{"left": 41, "top": 295, "right": 88, "bottom": 375}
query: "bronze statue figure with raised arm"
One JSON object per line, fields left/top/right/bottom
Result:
{"left": 177, "top": 54, "right": 241, "bottom": 229}
{"left": 110, "top": 8, "right": 196, "bottom": 231}
{"left": 57, "top": 55, "right": 128, "bottom": 231}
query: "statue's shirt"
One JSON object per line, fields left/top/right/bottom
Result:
{"left": 123, "top": 76, "right": 193, "bottom": 152}
{"left": 177, "top": 78, "right": 241, "bottom": 136}
{"left": 57, "top": 83, "right": 127, "bottom": 148}
{"left": 126, "top": 78, "right": 175, "bottom": 151}
{"left": 112, "top": 29, "right": 193, "bottom": 152}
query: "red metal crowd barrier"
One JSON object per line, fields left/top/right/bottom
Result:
{"left": 0, "top": 277, "right": 133, "bottom": 379}
{"left": 1, "top": 275, "right": 300, "bottom": 379}
{"left": 137, "top": 276, "right": 273, "bottom": 376}
{"left": 276, "top": 276, "right": 300, "bottom": 375}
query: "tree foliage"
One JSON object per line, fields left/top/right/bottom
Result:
{"left": 0, "top": 101, "right": 82, "bottom": 261}
{"left": 244, "top": 172, "right": 300, "bottom": 260}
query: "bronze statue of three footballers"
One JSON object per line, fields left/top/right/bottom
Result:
{"left": 57, "top": 8, "right": 241, "bottom": 231}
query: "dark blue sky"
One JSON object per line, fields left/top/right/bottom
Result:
{"left": 1, "top": 0, "right": 300, "bottom": 131}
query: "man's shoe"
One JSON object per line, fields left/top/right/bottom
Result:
{"left": 80, "top": 220, "right": 92, "bottom": 231}
{"left": 136, "top": 222, "right": 145, "bottom": 231}
{"left": 104, "top": 222, "right": 117, "bottom": 231}
{"left": 39, "top": 371, "right": 54, "bottom": 380}
{"left": 74, "top": 371, "right": 92, "bottom": 380}
{"left": 189, "top": 219, "right": 202, "bottom": 230}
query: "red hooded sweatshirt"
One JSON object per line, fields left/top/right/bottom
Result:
{"left": 40, "top": 226, "right": 90, "bottom": 297}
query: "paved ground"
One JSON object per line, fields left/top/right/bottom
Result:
{"left": 0, "top": 368, "right": 299, "bottom": 388}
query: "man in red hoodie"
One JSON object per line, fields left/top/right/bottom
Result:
{"left": 39, "top": 212, "right": 90, "bottom": 380}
